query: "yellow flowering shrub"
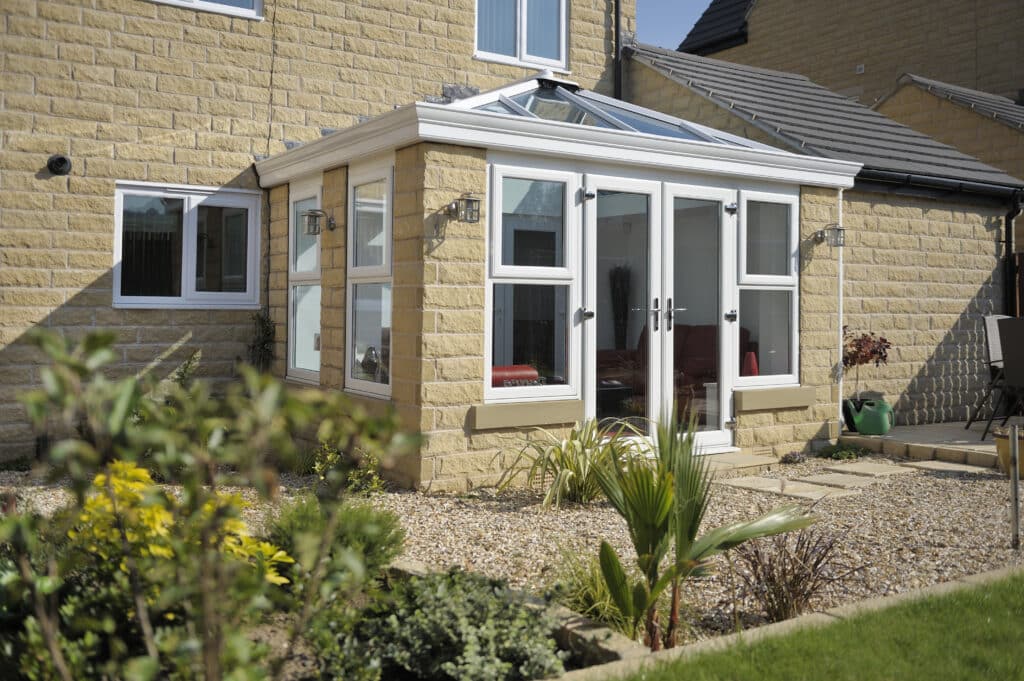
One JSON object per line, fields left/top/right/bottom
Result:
{"left": 70, "top": 461, "right": 293, "bottom": 586}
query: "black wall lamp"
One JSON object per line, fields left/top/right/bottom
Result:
{"left": 814, "top": 223, "right": 846, "bottom": 247}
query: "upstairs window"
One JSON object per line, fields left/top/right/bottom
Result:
{"left": 147, "top": 0, "right": 262, "bottom": 20}
{"left": 476, "top": 0, "right": 567, "bottom": 70}
{"left": 114, "top": 182, "right": 261, "bottom": 309}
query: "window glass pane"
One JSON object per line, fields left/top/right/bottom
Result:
{"left": 292, "top": 284, "right": 321, "bottom": 373}
{"left": 478, "top": 100, "right": 516, "bottom": 115}
{"left": 292, "top": 197, "right": 318, "bottom": 273}
{"left": 739, "top": 290, "right": 792, "bottom": 376}
{"left": 673, "top": 198, "right": 720, "bottom": 431}
{"left": 596, "top": 101, "right": 706, "bottom": 140}
{"left": 121, "top": 195, "right": 184, "bottom": 297}
{"left": 746, "top": 201, "right": 790, "bottom": 276}
{"left": 511, "top": 89, "right": 615, "bottom": 127}
{"left": 351, "top": 283, "right": 391, "bottom": 385}
{"left": 526, "top": 0, "right": 560, "bottom": 59}
{"left": 477, "top": 0, "right": 516, "bottom": 56}
{"left": 353, "top": 180, "right": 386, "bottom": 268}
{"left": 501, "top": 178, "right": 565, "bottom": 267}
{"left": 492, "top": 284, "right": 569, "bottom": 387}
{"left": 196, "top": 205, "right": 248, "bottom": 293}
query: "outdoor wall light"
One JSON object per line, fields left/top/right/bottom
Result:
{"left": 814, "top": 223, "right": 846, "bottom": 247}
{"left": 444, "top": 195, "right": 481, "bottom": 223}
{"left": 301, "top": 209, "right": 336, "bottom": 236}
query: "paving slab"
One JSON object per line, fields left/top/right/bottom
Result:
{"left": 717, "top": 476, "right": 860, "bottom": 500}
{"left": 824, "top": 461, "right": 916, "bottom": 477}
{"left": 705, "top": 452, "right": 777, "bottom": 470}
{"left": 899, "top": 460, "right": 994, "bottom": 474}
{"left": 795, "top": 472, "right": 878, "bottom": 489}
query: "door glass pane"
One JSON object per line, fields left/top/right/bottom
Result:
{"left": 673, "top": 198, "right": 721, "bottom": 431}
{"left": 121, "top": 195, "right": 184, "bottom": 297}
{"left": 351, "top": 283, "right": 391, "bottom": 385}
{"left": 595, "top": 191, "right": 649, "bottom": 428}
{"left": 492, "top": 284, "right": 569, "bottom": 387}
{"left": 292, "top": 196, "right": 318, "bottom": 273}
{"left": 353, "top": 180, "right": 386, "bottom": 268}
{"left": 746, "top": 201, "right": 790, "bottom": 276}
{"left": 477, "top": 0, "right": 516, "bottom": 56}
{"left": 292, "top": 285, "right": 321, "bottom": 373}
{"left": 196, "top": 205, "right": 247, "bottom": 293}
{"left": 739, "top": 290, "right": 792, "bottom": 376}
{"left": 526, "top": 0, "right": 560, "bottom": 59}
{"left": 502, "top": 178, "right": 565, "bottom": 267}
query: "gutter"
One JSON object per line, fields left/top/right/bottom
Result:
{"left": 855, "top": 168, "right": 1021, "bottom": 200}
{"left": 613, "top": 0, "right": 622, "bottom": 99}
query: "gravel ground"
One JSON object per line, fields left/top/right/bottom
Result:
{"left": 5, "top": 455, "right": 1023, "bottom": 643}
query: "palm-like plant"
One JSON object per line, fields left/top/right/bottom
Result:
{"left": 595, "top": 409, "right": 817, "bottom": 649}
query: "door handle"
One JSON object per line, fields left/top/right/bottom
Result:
{"left": 651, "top": 297, "right": 660, "bottom": 332}
{"left": 724, "top": 309, "right": 738, "bottom": 322}
{"left": 665, "top": 298, "right": 688, "bottom": 331}
{"left": 581, "top": 308, "right": 596, "bottom": 320}
{"left": 313, "top": 332, "right": 321, "bottom": 351}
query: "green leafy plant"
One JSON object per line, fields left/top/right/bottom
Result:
{"left": 500, "top": 420, "right": 633, "bottom": 508}
{"left": 595, "top": 409, "right": 816, "bottom": 650}
{"left": 5, "top": 329, "right": 414, "bottom": 680}
{"left": 814, "top": 443, "right": 870, "bottom": 460}
{"left": 734, "top": 527, "right": 864, "bottom": 622}
{"left": 341, "top": 569, "right": 565, "bottom": 681}
{"left": 247, "top": 308, "right": 276, "bottom": 372}
{"left": 314, "top": 441, "right": 387, "bottom": 495}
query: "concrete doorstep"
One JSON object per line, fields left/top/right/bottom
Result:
{"left": 556, "top": 564, "right": 1024, "bottom": 681}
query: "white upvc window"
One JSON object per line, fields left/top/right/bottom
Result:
{"left": 288, "top": 175, "right": 322, "bottom": 384}
{"left": 146, "top": 0, "right": 262, "bottom": 20}
{"left": 735, "top": 190, "right": 800, "bottom": 387}
{"left": 475, "top": 0, "right": 568, "bottom": 71}
{"left": 485, "top": 166, "right": 580, "bottom": 402}
{"left": 113, "top": 182, "right": 260, "bottom": 310}
{"left": 345, "top": 159, "right": 394, "bottom": 399}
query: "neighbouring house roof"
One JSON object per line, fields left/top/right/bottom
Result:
{"left": 255, "top": 72, "right": 860, "bottom": 190}
{"left": 880, "top": 74, "right": 1024, "bottom": 132}
{"left": 677, "top": 0, "right": 755, "bottom": 55}
{"left": 629, "top": 44, "right": 1024, "bottom": 190}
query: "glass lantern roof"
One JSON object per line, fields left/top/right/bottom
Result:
{"left": 465, "top": 76, "right": 769, "bottom": 149}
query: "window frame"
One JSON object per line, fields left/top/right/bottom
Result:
{"left": 345, "top": 159, "right": 394, "bottom": 399}
{"left": 287, "top": 175, "right": 322, "bottom": 385}
{"left": 484, "top": 165, "right": 581, "bottom": 403}
{"left": 734, "top": 190, "right": 800, "bottom": 388}
{"left": 146, "top": 0, "right": 262, "bottom": 21}
{"left": 113, "top": 181, "right": 261, "bottom": 310}
{"left": 474, "top": 0, "right": 568, "bottom": 71}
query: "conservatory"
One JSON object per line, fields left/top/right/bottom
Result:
{"left": 255, "top": 73, "right": 861, "bottom": 491}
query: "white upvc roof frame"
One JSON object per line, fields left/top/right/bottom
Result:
{"left": 255, "top": 102, "right": 862, "bottom": 190}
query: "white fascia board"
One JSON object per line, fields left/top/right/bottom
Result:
{"left": 256, "top": 103, "right": 862, "bottom": 189}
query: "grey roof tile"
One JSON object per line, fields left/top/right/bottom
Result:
{"left": 892, "top": 74, "right": 1024, "bottom": 130}
{"left": 678, "top": 0, "right": 754, "bottom": 54}
{"left": 629, "top": 44, "right": 1023, "bottom": 188}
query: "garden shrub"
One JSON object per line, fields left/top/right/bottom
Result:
{"left": 338, "top": 569, "right": 565, "bottom": 681}
{"left": 734, "top": 527, "right": 863, "bottom": 622}
{"left": 3, "top": 330, "right": 413, "bottom": 680}
{"left": 814, "top": 443, "right": 870, "bottom": 460}
{"left": 314, "top": 441, "right": 387, "bottom": 495}
{"left": 551, "top": 548, "right": 632, "bottom": 636}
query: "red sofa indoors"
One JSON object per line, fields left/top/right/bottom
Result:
{"left": 596, "top": 324, "right": 754, "bottom": 399}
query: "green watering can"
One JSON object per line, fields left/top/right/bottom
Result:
{"left": 844, "top": 399, "right": 894, "bottom": 436}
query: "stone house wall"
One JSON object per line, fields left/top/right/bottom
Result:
{"left": 876, "top": 85, "right": 1024, "bottom": 187}
{"left": 0, "top": 0, "right": 633, "bottom": 459}
{"left": 697, "top": 0, "right": 1024, "bottom": 105}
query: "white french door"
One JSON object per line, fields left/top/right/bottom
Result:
{"left": 583, "top": 174, "right": 735, "bottom": 449}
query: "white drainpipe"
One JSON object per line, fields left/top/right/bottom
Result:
{"left": 836, "top": 188, "right": 845, "bottom": 435}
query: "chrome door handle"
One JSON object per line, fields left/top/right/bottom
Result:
{"left": 651, "top": 297, "right": 660, "bottom": 332}
{"left": 581, "top": 308, "right": 596, "bottom": 320}
{"left": 665, "top": 298, "right": 688, "bottom": 331}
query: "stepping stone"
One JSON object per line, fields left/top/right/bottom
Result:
{"left": 824, "top": 461, "right": 915, "bottom": 477}
{"left": 900, "top": 460, "right": 993, "bottom": 474}
{"left": 795, "top": 473, "right": 878, "bottom": 489}
{"left": 706, "top": 452, "right": 778, "bottom": 471}
{"left": 717, "top": 476, "right": 860, "bottom": 500}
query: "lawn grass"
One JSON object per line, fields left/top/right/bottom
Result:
{"left": 627, "top": 572, "right": 1024, "bottom": 681}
